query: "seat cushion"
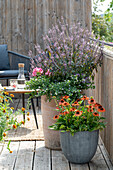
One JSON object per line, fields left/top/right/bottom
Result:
{"left": 0, "top": 70, "right": 28, "bottom": 78}
{"left": 0, "top": 44, "right": 10, "bottom": 70}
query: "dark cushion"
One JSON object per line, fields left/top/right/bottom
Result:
{"left": 0, "top": 44, "right": 10, "bottom": 70}
{"left": 0, "top": 70, "right": 28, "bottom": 78}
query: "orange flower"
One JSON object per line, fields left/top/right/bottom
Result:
{"left": 98, "top": 107, "right": 105, "bottom": 112}
{"left": 10, "top": 94, "right": 14, "bottom": 97}
{"left": 88, "top": 98, "right": 96, "bottom": 105}
{"left": 11, "top": 107, "right": 14, "bottom": 110}
{"left": 53, "top": 115, "right": 59, "bottom": 120}
{"left": 81, "top": 96, "right": 89, "bottom": 100}
{"left": 21, "top": 107, "right": 26, "bottom": 112}
{"left": 3, "top": 133, "right": 6, "bottom": 137}
{"left": 27, "top": 117, "right": 30, "bottom": 121}
{"left": 4, "top": 92, "right": 9, "bottom": 95}
{"left": 21, "top": 121, "right": 25, "bottom": 125}
{"left": 62, "top": 102, "right": 70, "bottom": 106}
{"left": 93, "top": 112, "right": 99, "bottom": 116}
{"left": 27, "top": 112, "right": 30, "bottom": 116}
{"left": 13, "top": 124, "right": 17, "bottom": 129}
{"left": 94, "top": 103, "right": 101, "bottom": 107}
{"left": 72, "top": 102, "right": 79, "bottom": 106}
{"left": 3, "top": 109, "right": 6, "bottom": 113}
{"left": 6, "top": 115, "right": 9, "bottom": 120}
{"left": 10, "top": 151, "right": 13, "bottom": 153}
{"left": 70, "top": 108, "right": 76, "bottom": 112}
{"left": 4, "top": 87, "right": 6, "bottom": 90}
{"left": 0, "top": 96, "right": 3, "bottom": 99}
{"left": 63, "top": 96, "right": 69, "bottom": 99}
{"left": 63, "top": 111, "right": 69, "bottom": 115}
{"left": 5, "top": 99, "right": 8, "bottom": 102}
{"left": 74, "top": 110, "right": 83, "bottom": 117}
{"left": 88, "top": 108, "right": 94, "bottom": 112}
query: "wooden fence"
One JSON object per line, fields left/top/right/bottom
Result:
{"left": 0, "top": 0, "right": 91, "bottom": 55}
{"left": 85, "top": 49, "right": 113, "bottom": 164}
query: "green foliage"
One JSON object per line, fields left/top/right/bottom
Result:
{"left": 0, "top": 90, "right": 28, "bottom": 152}
{"left": 26, "top": 73, "right": 95, "bottom": 101}
{"left": 92, "top": 0, "right": 113, "bottom": 42}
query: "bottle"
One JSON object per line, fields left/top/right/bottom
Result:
{"left": 17, "top": 63, "right": 25, "bottom": 89}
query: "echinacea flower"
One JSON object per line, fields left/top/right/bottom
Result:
{"left": 74, "top": 110, "right": 83, "bottom": 117}
{"left": 62, "top": 102, "right": 70, "bottom": 106}
{"left": 98, "top": 107, "right": 105, "bottom": 112}
{"left": 88, "top": 98, "right": 96, "bottom": 105}
{"left": 93, "top": 112, "right": 99, "bottom": 116}
{"left": 63, "top": 96, "right": 69, "bottom": 99}
{"left": 81, "top": 96, "right": 89, "bottom": 100}
{"left": 70, "top": 108, "right": 76, "bottom": 112}
{"left": 53, "top": 115, "right": 59, "bottom": 120}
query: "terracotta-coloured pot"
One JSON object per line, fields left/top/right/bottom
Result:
{"left": 41, "top": 95, "right": 61, "bottom": 150}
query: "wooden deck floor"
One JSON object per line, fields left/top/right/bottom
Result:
{"left": 0, "top": 140, "right": 112, "bottom": 170}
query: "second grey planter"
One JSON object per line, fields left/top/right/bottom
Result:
{"left": 60, "top": 130, "right": 99, "bottom": 164}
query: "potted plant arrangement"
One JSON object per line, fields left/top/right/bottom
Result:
{"left": 26, "top": 18, "right": 103, "bottom": 149}
{"left": 49, "top": 95, "right": 106, "bottom": 163}
{"left": 0, "top": 89, "right": 29, "bottom": 153}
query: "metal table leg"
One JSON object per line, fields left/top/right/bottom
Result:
{"left": 31, "top": 97, "right": 39, "bottom": 129}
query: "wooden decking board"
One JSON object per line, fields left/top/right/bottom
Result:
{"left": 99, "top": 138, "right": 113, "bottom": 170}
{"left": 89, "top": 146, "right": 109, "bottom": 170}
{"left": 70, "top": 163, "right": 89, "bottom": 170}
{"left": 14, "top": 141, "right": 35, "bottom": 170}
{"left": 0, "top": 142, "right": 20, "bottom": 170}
{"left": 0, "top": 141, "right": 112, "bottom": 170}
{"left": 52, "top": 150, "right": 70, "bottom": 170}
{"left": 33, "top": 141, "right": 51, "bottom": 170}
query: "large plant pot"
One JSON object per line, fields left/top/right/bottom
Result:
{"left": 41, "top": 95, "right": 61, "bottom": 150}
{"left": 60, "top": 130, "right": 99, "bottom": 164}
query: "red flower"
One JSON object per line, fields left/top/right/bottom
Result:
{"left": 63, "top": 111, "right": 69, "bottom": 115}
{"left": 88, "top": 98, "right": 96, "bottom": 105}
{"left": 98, "top": 107, "right": 105, "bottom": 112}
{"left": 53, "top": 115, "right": 59, "bottom": 120}
{"left": 74, "top": 110, "right": 83, "bottom": 117}
{"left": 81, "top": 96, "right": 89, "bottom": 100}
{"left": 63, "top": 96, "right": 69, "bottom": 99}
{"left": 62, "top": 102, "right": 70, "bottom": 106}
{"left": 70, "top": 108, "right": 76, "bottom": 112}
{"left": 93, "top": 112, "right": 99, "bottom": 117}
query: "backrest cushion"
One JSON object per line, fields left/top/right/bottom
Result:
{"left": 0, "top": 44, "right": 10, "bottom": 70}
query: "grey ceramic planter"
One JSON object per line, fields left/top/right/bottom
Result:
{"left": 60, "top": 130, "right": 99, "bottom": 164}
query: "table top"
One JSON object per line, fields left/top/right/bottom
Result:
{"left": 0, "top": 86, "right": 36, "bottom": 94}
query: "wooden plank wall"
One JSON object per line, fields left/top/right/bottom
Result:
{"left": 0, "top": 0, "right": 91, "bottom": 56}
{"left": 85, "top": 49, "right": 113, "bottom": 164}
